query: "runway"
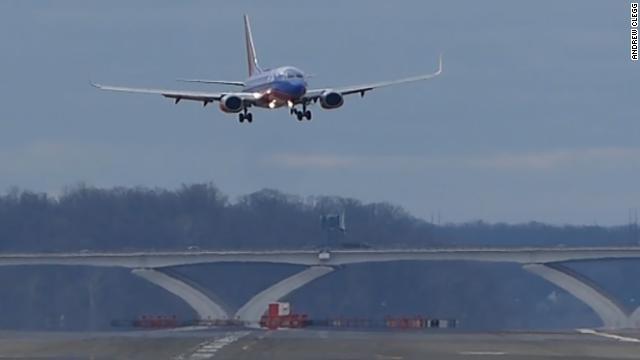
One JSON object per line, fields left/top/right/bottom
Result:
{"left": 1, "top": 329, "right": 639, "bottom": 359}
{"left": 217, "top": 330, "right": 640, "bottom": 360}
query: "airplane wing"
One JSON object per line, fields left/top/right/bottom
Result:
{"left": 91, "top": 82, "right": 257, "bottom": 105}
{"left": 176, "top": 79, "right": 245, "bottom": 86}
{"left": 303, "top": 54, "right": 442, "bottom": 100}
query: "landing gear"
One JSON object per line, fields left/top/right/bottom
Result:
{"left": 238, "top": 109, "right": 253, "bottom": 123}
{"left": 291, "top": 103, "right": 312, "bottom": 121}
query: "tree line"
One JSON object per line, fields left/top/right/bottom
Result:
{"left": 0, "top": 183, "right": 633, "bottom": 252}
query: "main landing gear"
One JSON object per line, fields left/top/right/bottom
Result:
{"left": 238, "top": 108, "right": 253, "bottom": 123}
{"left": 290, "top": 103, "right": 312, "bottom": 121}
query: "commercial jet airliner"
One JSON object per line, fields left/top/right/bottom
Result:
{"left": 93, "top": 15, "right": 442, "bottom": 123}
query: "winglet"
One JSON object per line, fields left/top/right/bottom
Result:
{"left": 436, "top": 53, "right": 443, "bottom": 75}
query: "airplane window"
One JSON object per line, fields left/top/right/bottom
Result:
{"left": 285, "top": 70, "right": 303, "bottom": 79}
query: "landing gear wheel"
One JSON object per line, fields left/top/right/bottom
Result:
{"left": 296, "top": 112, "right": 304, "bottom": 121}
{"left": 238, "top": 113, "right": 245, "bottom": 123}
{"left": 246, "top": 113, "right": 253, "bottom": 123}
{"left": 304, "top": 110, "right": 312, "bottom": 120}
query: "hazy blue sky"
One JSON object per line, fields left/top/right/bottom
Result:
{"left": 0, "top": 1, "right": 638, "bottom": 225}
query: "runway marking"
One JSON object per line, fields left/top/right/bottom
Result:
{"left": 577, "top": 329, "right": 640, "bottom": 343}
{"left": 168, "top": 326, "right": 211, "bottom": 332}
{"left": 375, "top": 354, "right": 404, "bottom": 359}
{"left": 175, "top": 331, "right": 250, "bottom": 360}
{"left": 459, "top": 351, "right": 506, "bottom": 356}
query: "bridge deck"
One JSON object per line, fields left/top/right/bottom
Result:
{"left": 1, "top": 247, "right": 640, "bottom": 268}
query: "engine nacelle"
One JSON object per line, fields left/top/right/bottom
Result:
{"left": 219, "top": 95, "right": 243, "bottom": 113}
{"left": 319, "top": 90, "right": 344, "bottom": 109}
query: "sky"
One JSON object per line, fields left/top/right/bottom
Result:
{"left": 0, "top": 1, "right": 638, "bottom": 225}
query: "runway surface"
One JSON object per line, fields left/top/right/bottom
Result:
{"left": 1, "top": 328, "right": 639, "bottom": 359}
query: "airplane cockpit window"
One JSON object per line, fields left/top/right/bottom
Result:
{"left": 283, "top": 68, "right": 304, "bottom": 79}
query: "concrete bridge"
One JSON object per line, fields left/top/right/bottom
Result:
{"left": 2, "top": 247, "right": 640, "bottom": 328}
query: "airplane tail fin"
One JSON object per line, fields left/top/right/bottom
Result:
{"left": 243, "top": 14, "right": 262, "bottom": 77}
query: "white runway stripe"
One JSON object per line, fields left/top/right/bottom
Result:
{"left": 174, "top": 331, "right": 251, "bottom": 360}
{"left": 459, "top": 351, "right": 506, "bottom": 356}
{"left": 577, "top": 328, "right": 640, "bottom": 343}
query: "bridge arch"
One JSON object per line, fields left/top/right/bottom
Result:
{"left": 234, "top": 266, "right": 334, "bottom": 325}
{"left": 131, "top": 268, "right": 230, "bottom": 320}
{"left": 523, "top": 263, "right": 632, "bottom": 329}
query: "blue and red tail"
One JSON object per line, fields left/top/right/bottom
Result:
{"left": 243, "top": 15, "right": 263, "bottom": 77}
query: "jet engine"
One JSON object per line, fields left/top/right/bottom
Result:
{"left": 219, "top": 95, "right": 244, "bottom": 113}
{"left": 319, "top": 90, "right": 344, "bottom": 109}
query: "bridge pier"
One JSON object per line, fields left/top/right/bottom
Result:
{"left": 132, "top": 268, "right": 230, "bottom": 320}
{"left": 523, "top": 263, "right": 633, "bottom": 329}
{"left": 234, "top": 266, "right": 334, "bottom": 325}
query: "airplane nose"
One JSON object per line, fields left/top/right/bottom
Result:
{"left": 282, "top": 80, "right": 306, "bottom": 98}
{"left": 293, "top": 81, "right": 306, "bottom": 96}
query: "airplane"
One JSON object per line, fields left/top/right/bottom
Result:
{"left": 92, "top": 15, "right": 442, "bottom": 123}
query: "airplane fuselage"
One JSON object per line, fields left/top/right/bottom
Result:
{"left": 242, "top": 66, "right": 307, "bottom": 108}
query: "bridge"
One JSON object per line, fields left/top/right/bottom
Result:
{"left": 2, "top": 247, "right": 640, "bottom": 329}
